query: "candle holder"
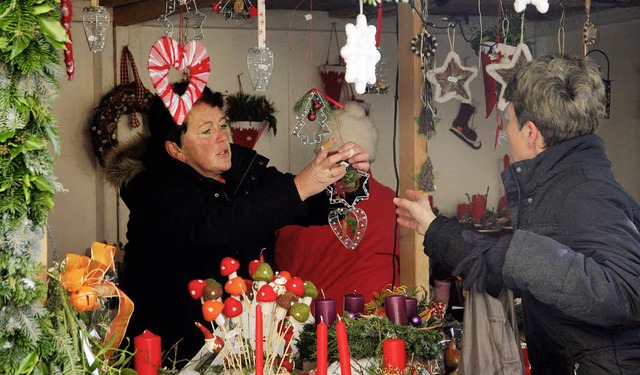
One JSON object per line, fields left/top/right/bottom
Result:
{"left": 82, "top": 2, "right": 110, "bottom": 53}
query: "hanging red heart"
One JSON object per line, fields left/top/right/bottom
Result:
{"left": 148, "top": 36, "right": 211, "bottom": 125}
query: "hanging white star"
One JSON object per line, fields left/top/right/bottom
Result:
{"left": 485, "top": 43, "right": 532, "bottom": 111}
{"left": 340, "top": 14, "right": 381, "bottom": 95}
{"left": 426, "top": 50, "right": 478, "bottom": 103}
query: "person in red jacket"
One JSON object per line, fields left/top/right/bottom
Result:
{"left": 275, "top": 102, "right": 399, "bottom": 314}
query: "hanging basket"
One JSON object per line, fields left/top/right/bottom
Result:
{"left": 318, "top": 64, "right": 346, "bottom": 104}
{"left": 318, "top": 23, "right": 345, "bottom": 104}
{"left": 230, "top": 120, "right": 268, "bottom": 149}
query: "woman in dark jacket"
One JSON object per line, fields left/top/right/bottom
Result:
{"left": 104, "top": 82, "right": 370, "bottom": 365}
{"left": 394, "top": 54, "right": 640, "bottom": 374}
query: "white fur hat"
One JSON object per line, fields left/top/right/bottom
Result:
{"left": 317, "top": 102, "right": 379, "bottom": 162}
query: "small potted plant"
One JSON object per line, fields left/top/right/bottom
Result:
{"left": 225, "top": 92, "right": 277, "bottom": 149}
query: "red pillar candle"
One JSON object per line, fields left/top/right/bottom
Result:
{"left": 343, "top": 291, "right": 364, "bottom": 316}
{"left": 503, "top": 154, "right": 510, "bottom": 171}
{"left": 428, "top": 194, "right": 434, "bottom": 208}
{"left": 316, "top": 317, "right": 328, "bottom": 375}
{"left": 255, "top": 304, "right": 264, "bottom": 375}
{"left": 457, "top": 203, "right": 471, "bottom": 220}
{"left": 314, "top": 298, "right": 336, "bottom": 326}
{"left": 382, "top": 338, "right": 407, "bottom": 371}
{"left": 134, "top": 330, "right": 161, "bottom": 375}
{"left": 470, "top": 193, "right": 486, "bottom": 222}
{"left": 335, "top": 317, "right": 352, "bottom": 375}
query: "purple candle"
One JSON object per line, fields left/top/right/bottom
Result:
{"left": 314, "top": 298, "right": 336, "bottom": 326}
{"left": 385, "top": 295, "right": 407, "bottom": 325}
{"left": 344, "top": 291, "right": 365, "bottom": 316}
{"left": 405, "top": 297, "right": 418, "bottom": 318}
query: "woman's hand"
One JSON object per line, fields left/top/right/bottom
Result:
{"left": 294, "top": 138, "right": 370, "bottom": 201}
{"left": 393, "top": 189, "right": 437, "bottom": 236}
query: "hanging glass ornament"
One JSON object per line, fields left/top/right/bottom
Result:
{"left": 365, "top": 46, "right": 389, "bottom": 94}
{"left": 246, "top": 0, "right": 273, "bottom": 91}
{"left": 326, "top": 165, "right": 371, "bottom": 249}
{"left": 82, "top": 1, "right": 110, "bottom": 53}
{"left": 291, "top": 89, "right": 337, "bottom": 145}
{"left": 328, "top": 207, "right": 368, "bottom": 249}
{"left": 157, "top": 0, "right": 206, "bottom": 42}
{"left": 213, "top": 0, "right": 257, "bottom": 21}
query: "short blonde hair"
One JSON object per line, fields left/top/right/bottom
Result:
{"left": 317, "top": 102, "right": 378, "bottom": 162}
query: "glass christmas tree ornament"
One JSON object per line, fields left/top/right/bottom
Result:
{"left": 82, "top": 3, "right": 110, "bottom": 53}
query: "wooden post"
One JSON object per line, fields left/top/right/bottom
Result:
{"left": 397, "top": 3, "right": 430, "bottom": 297}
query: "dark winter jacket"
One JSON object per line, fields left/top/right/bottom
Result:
{"left": 424, "top": 134, "right": 640, "bottom": 374}
{"left": 104, "top": 134, "right": 328, "bottom": 363}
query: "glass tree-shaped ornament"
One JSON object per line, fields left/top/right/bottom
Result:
{"left": 291, "top": 91, "right": 332, "bottom": 145}
{"left": 82, "top": 3, "right": 110, "bottom": 53}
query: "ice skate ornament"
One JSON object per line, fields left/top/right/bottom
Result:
{"left": 514, "top": 0, "right": 549, "bottom": 14}
{"left": 485, "top": 43, "right": 532, "bottom": 111}
{"left": 340, "top": 0, "right": 381, "bottom": 95}
{"left": 450, "top": 103, "right": 481, "bottom": 150}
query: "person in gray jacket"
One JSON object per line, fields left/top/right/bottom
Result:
{"left": 394, "top": 54, "right": 640, "bottom": 374}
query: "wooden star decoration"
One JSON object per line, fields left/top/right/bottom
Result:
{"left": 486, "top": 43, "right": 533, "bottom": 111}
{"left": 426, "top": 50, "right": 478, "bottom": 104}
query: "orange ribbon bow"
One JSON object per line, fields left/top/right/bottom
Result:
{"left": 60, "top": 242, "right": 134, "bottom": 358}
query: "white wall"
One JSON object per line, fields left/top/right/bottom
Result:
{"left": 48, "top": 2, "right": 640, "bottom": 260}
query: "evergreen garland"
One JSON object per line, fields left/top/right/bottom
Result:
{"left": 0, "top": 1, "right": 81, "bottom": 373}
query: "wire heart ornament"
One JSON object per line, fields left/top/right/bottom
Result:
{"left": 148, "top": 36, "right": 211, "bottom": 125}
{"left": 328, "top": 207, "right": 368, "bottom": 250}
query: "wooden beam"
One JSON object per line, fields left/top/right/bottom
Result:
{"left": 397, "top": 3, "right": 430, "bottom": 297}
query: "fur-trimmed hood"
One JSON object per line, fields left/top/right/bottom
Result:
{"left": 103, "top": 133, "right": 152, "bottom": 188}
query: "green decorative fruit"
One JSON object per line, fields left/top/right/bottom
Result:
{"left": 290, "top": 302, "right": 311, "bottom": 323}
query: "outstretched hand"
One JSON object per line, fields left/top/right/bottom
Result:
{"left": 294, "top": 138, "right": 370, "bottom": 201}
{"left": 393, "top": 189, "right": 437, "bottom": 236}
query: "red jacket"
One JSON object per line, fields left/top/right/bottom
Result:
{"left": 274, "top": 176, "right": 399, "bottom": 314}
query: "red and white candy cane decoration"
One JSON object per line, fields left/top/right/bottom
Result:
{"left": 147, "top": 36, "right": 211, "bottom": 125}
{"left": 61, "top": 0, "right": 74, "bottom": 80}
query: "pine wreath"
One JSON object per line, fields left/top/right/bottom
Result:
{"left": 90, "top": 82, "right": 155, "bottom": 166}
